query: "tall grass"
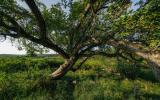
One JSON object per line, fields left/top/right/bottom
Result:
{"left": 0, "top": 56, "right": 160, "bottom": 100}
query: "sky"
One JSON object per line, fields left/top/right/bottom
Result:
{"left": 0, "top": 0, "right": 139, "bottom": 54}
{"left": 0, "top": 39, "right": 26, "bottom": 54}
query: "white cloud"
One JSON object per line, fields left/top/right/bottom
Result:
{"left": 0, "top": 40, "right": 26, "bottom": 54}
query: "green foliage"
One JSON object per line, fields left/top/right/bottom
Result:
{"left": 0, "top": 0, "right": 159, "bottom": 58}
{"left": 0, "top": 56, "right": 160, "bottom": 100}
{"left": 117, "top": 0, "right": 160, "bottom": 49}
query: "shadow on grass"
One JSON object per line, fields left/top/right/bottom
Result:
{"left": 35, "top": 76, "right": 76, "bottom": 100}
{"left": 0, "top": 76, "right": 76, "bottom": 100}
{"left": 143, "top": 93, "right": 160, "bottom": 100}
{"left": 137, "top": 68, "right": 158, "bottom": 82}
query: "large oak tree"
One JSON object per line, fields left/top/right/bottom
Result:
{"left": 0, "top": 0, "right": 160, "bottom": 80}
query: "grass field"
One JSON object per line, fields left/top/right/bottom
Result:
{"left": 0, "top": 55, "right": 160, "bottom": 100}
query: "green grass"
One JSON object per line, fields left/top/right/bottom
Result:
{"left": 0, "top": 55, "right": 160, "bottom": 100}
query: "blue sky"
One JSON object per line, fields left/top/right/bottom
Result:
{"left": 0, "top": 0, "right": 139, "bottom": 54}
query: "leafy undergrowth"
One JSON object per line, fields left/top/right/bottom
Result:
{"left": 0, "top": 55, "right": 160, "bottom": 100}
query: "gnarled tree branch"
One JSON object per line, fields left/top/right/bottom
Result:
{"left": 0, "top": 11, "right": 70, "bottom": 59}
{"left": 71, "top": 57, "right": 89, "bottom": 72}
{"left": 24, "top": 0, "right": 47, "bottom": 39}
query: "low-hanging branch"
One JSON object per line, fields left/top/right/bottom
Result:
{"left": 71, "top": 57, "right": 89, "bottom": 72}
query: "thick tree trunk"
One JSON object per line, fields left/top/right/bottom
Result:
{"left": 147, "top": 53, "right": 160, "bottom": 81}
{"left": 114, "top": 41, "right": 160, "bottom": 81}
{"left": 50, "top": 57, "right": 77, "bottom": 79}
{"left": 149, "top": 61, "right": 160, "bottom": 81}
{"left": 136, "top": 52, "right": 160, "bottom": 81}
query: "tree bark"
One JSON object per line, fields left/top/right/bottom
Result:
{"left": 132, "top": 51, "right": 160, "bottom": 81}
{"left": 149, "top": 61, "right": 160, "bottom": 81}
{"left": 50, "top": 57, "right": 78, "bottom": 79}
{"left": 111, "top": 40, "right": 160, "bottom": 81}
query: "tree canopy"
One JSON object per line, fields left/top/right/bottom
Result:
{"left": 0, "top": 0, "right": 160, "bottom": 79}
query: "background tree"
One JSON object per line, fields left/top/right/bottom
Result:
{"left": 0, "top": 0, "right": 159, "bottom": 80}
